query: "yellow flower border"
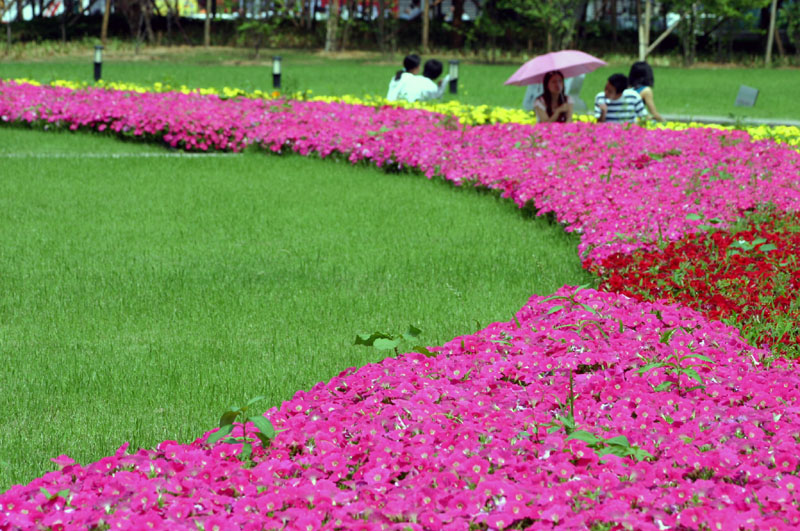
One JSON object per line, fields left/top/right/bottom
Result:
{"left": 8, "top": 77, "right": 800, "bottom": 149}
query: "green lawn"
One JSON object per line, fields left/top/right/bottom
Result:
{"left": 1, "top": 47, "right": 798, "bottom": 120}
{"left": 0, "top": 126, "right": 592, "bottom": 490}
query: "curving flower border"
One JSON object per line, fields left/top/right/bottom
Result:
{"left": 13, "top": 77, "right": 800, "bottom": 148}
{"left": 2, "top": 79, "right": 800, "bottom": 530}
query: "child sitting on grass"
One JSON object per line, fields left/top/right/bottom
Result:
{"left": 387, "top": 54, "right": 421, "bottom": 101}
{"left": 397, "top": 59, "right": 450, "bottom": 103}
{"left": 594, "top": 73, "right": 647, "bottom": 123}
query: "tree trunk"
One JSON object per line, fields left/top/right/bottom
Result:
{"left": 204, "top": 0, "right": 210, "bottom": 47}
{"left": 573, "top": 0, "right": 589, "bottom": 47}
{"left": 390, "top": 1, "right": 398, "bottom": 53}
{"left": 60, "top": 0, "right": 71, "bottom": 42}
{"left": 5, "top": 0, "right": 12, "bottom": 54}
{"left": 450, "top": 0, "right": 463, "bottom": 47}
{"left": 165, "top": 0, "right": 192, "bottom": 45}
{"left": 774, "top": 20, "right": 785, "bottom": 57}
{"left": 421, "top": 0, "right": 429, "bottom": 51}
{"left": 765, "top": 0, "right": 778, "bottom": 64}
{"left": 338, "top": 0, "right": 354, "bottom": 49}
{"left": 165, "top": 0, "right": 172, "bottom": 42}
{"left": 636, "top": 0, "right": 653, "bottom": 60}
{"left": 376, "top": 0, "right": 386, "bottom": 51}
{"left": 324, "top": 0, "right": 339, "bottom": 51}
{"left": 301, "top": 0, "right": 310, "bottom": 30}
{"left": 143, "top": 0, "right": 155, "bottom": 43}
{"left": 101, "top": 0, "right": 111, "bottom": 44}
{"left": 688, "top": 3, "right": 697, "bottom": 65}
{"left": 563, "top": 0, "right": 588, "bottom": 49}
{"left": 135, "top": 9, "right": 144, "bottom": 52}
{"left": 636, "top": 0, "right": 642, "bottom": 59}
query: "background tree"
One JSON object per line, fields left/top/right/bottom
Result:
{"left": 778, "top": 0, "right": 800, "bottom": 57}
{"left": 667, "top": 0, "right": 771, "bottom": 64}
{"left": 497, "top": 0, "right": 586, "bottom": 51}
{"left": 324, "top": 0, "right": 339, "bottom": 51}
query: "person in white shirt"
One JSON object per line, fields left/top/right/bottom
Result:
{"left": 397, "top": 59, "right": 450, "bottom": 103}
{"left": 387, "top": 54, "right": 421, "bottom": 101}
{"left": 533, "top": 70, "right": 574, "bottom": 123}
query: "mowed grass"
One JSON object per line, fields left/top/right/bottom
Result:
{"left": 0, "top": 126, "right": 592, "bottom": 490}
{"left": 2, "top": 48, "right": 798, "bottom": 120}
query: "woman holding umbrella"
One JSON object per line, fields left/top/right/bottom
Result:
{"left": 533, "top": 70, "right": 573, "bottom": 123}
{"left": 504, "top": 50, "right": 607, "bottom": 123}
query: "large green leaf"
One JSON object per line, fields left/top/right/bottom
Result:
{"left": 373, "top": 337, "right": 402, "bottom": 351}
{"left": 248, "top": 416, "right": 276, "bottom": 439}
{"left": 637, "top": 362, "right": 665, "bottom": 375}
{"left": 402, "top": 325, "right": 422, "bottom": 341}
{"left": 679, "top": 353, "right": 714, "bottom": 364}
{"left": 206, "top": 424, "right": 234, "bottom": 445}
{"left": 566, "top": 430, "right": 600, "bottom": 445}
{"left": 354, "top": 331, "right": 393, "bottom": 347}
{"left": 681, "top": 367, "right": 704, "bottom": 384}
{"left": 255, "top": 431, "right": 272, "bottom": 447}
{"left": 597, "top": 446, "right": 628, "bottom": 457}
{"left": 604, "top": 435, "right": 630, "bottom": 447}
{"left": 653, "top": 381, "right": 675, "bottom": 392}
{"left": 660, "top": 328, "right": 677, "bottom": 344}
{"left": 632, "top": 447, "right": 653, "bottom": 461}
{"left": 412, "top": 345, "right": 437, "bottom": 357}
{"left": 572, "top": 283, "right": 591, "bottom": 295}
{"left": 246, "top": 396, "right": 267, "bottom": 407}
{"left": 219, "top": 410, "right": 239, "bottom": 428}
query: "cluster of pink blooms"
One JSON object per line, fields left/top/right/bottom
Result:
{"left": 4, "top": 288, "right": 799, "bottom": 530}
{"left": 3, "top": 81, "right": 800, "bottom": 530}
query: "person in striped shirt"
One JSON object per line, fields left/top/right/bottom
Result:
{"left": 594, "top": 73, "right": 647, "bottom": 123}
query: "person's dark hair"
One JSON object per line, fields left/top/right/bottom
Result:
{"left": 628, "top": 61, "right": 654, "bottom": 88}
{"left": 422, "top": 59, "right": 443, "bottom": 80}
{"left": 395, "top": 54, "right": 421, "bottom": 81}
{"left": 541, "top": 70, "right": 567, "bottom": 122}
{"left": 608, "top": 73, "right": 628, "bottom": 95}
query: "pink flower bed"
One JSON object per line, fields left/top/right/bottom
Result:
{"left": 5, "top": 288, "right": 799, "bottom": 530}
{"left": 3, "top": 81, "right": 800, "bottom": 529}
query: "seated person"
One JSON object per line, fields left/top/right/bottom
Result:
{"left": 629, "top": 61, "right": 664, "bottom": 122}
{"left": 387, "top": 54, "right": 421, "bottom": 101}
{"left": 397, "top": 59, "right": 449, "bottom": 103}
{"left": 524, "top": 74, "right": 585, "bottom": 113}
{"left": 594, "top": 73, "right": 647, "bottom": 123}
{"left": 533, "top": 70, "right": 573, "bottom": 123}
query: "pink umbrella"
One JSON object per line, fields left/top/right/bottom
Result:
{"left": 504, "top": 50, "right": 607, "bottom": 86}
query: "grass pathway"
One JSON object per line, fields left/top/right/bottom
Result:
{"left": 0, "top": 127, "right": 591, "bottom": 489}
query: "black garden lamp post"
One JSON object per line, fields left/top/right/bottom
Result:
{"left": 94, "top": 45, "right": 104, "bottom": 82}
{"left": 272, "top": 56, "right": 282, "bottom": 89}
{"left": 448, "top": 59, "right": 459, "bottom": 94}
